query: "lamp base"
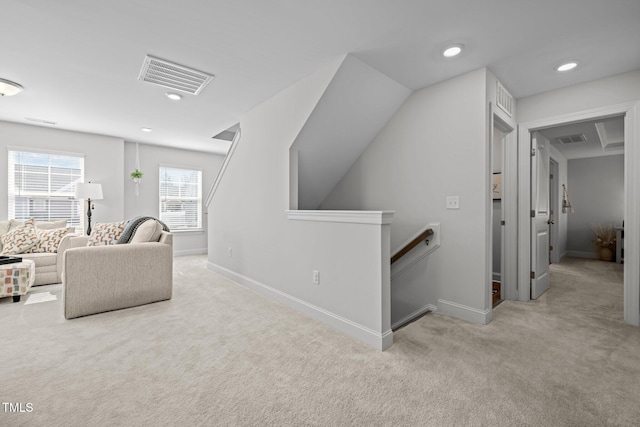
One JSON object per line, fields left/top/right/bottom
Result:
{"left": 86, "top": 198, "right": 93, "bottom": 236}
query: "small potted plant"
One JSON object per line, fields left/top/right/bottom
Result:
{"left": 592, "top": 224, "right": 616, "bottom": 261}
{"left": 130, "top": 169, "right": 144, "bottom": 183}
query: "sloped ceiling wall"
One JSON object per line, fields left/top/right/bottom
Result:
{"left": 292, "top": 55, "right": 411, "bottom": 209}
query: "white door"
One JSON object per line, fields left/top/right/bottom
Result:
{"left": 531, "top": 132, "right": 551, "bottom": 299}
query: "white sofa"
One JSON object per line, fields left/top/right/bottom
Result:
{"left": 0, "top": 219, "right": 77, "bottom": 286}
{"left": 62, "top": 231, "right": 173, "bottom": 319}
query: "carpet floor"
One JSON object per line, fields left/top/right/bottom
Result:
{"left": 1, "top": 256, "right": 638, "bottom": 426}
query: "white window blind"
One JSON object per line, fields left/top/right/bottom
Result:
{"left": 159, "top": 166, "right": 202, "bottom": 230}
{"left": 8, "top": 149, "right": 84, "bottom": 227}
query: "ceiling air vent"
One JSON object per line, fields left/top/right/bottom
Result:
{"left": 496, "top": 81, "right": 513, "bottom": 117}
{"left": 138, "top": 55, "right": 214, "bottom": 95}
{"left": 556, "top": 134, "right": 587, "bottom": 144}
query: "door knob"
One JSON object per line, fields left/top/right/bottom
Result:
{"left": 548, "top": 219, "right": 555, "bottom": 225}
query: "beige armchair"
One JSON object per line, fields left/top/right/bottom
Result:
{"left": 62, "top": 231, "right": 173, "bottom": 319}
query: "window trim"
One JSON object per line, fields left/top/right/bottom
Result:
{"left": 7, "top": 147, "right": 85, "bottom": 228}
{"left": 158, "top": 164, "right": 203, "bottom": 231}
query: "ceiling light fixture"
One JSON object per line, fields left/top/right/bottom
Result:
{"left": 0, "top": 78, "right": 24, "bottom": 96}
{"left": 556, "top": 62, "right": 578, "bottom": 72}
{"left": 165, "top": 92, "right": 182, "bottom": 101}
{"left": 141, "top": 127, "right": 152, "bottom": 132}
{"left": 442, "top": 44, "right": 463, "bottom": 58}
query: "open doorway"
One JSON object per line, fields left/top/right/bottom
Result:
{"left": 537, "top": 116, "right": 624, "bottom": 265}
{"left": 516, "top": 102, "right": 639, "bottom": 326}
{"left": 491, "top": 110, "right": 516, "bottom": 307}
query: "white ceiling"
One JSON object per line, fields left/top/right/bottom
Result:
{"left": 1, "top": 0, "right": 639, "bottom": 155}
{"left": 539, "top": 116, "right": 625, "bottom": 160}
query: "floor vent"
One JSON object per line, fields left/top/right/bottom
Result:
{"left": 496, "top": 81, "right": 513, "bottom": 117}
{"left": 138, "top": 55, "right": 214, "bottom": 95}
{"left": 556, "top": 134, "right": 587, "bottom": 144}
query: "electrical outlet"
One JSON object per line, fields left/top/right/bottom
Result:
{"left": 228, "top": 247, "right": 232, "bottom": 257}
{"left": 446, "top": 196, "right": 460, "bottom": 210}
{"left": 312, "top": 270, "right": 320, "bottom": 285}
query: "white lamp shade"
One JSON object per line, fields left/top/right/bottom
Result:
{"left": 75, "top": 183, "right": 103, "bottom": 200}
{"left": 0, "top": 78, "right": 24, "bottom": 96}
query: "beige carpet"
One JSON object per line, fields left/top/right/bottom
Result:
{"left": 1, "top": 256, "right": 638, "bottom": 426}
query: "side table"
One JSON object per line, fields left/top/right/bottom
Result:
{"left": 1, "top": 259, "right": 36, "bottom": 302}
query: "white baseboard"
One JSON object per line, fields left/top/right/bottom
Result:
{"left": 566, "top": 250, "right": 598, "bottom": 259}
{"left": 207, "top": 262, "right": 393, "bottom": 350}
{"left": 174, "top": 248, "right": 208, "bottom": 257}
{"left": 438, "top": 298, "right": 492, "bottom": 325}
{"left": 391, "top": 304, "right": 437, "bottom": 330}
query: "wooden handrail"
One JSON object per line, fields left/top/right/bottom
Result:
{"left": 391, "top": 228, "right": 434, "bottom": 264}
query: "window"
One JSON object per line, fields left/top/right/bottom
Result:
{"left": 159, "top": 166, "right": 202, "bottom": 230}
{"left": 8, "top": 149, "right": 84, "bottom": 227}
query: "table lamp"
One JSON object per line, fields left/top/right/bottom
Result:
{"left": 75, "top": 183, "right": 103, "bottom": 235}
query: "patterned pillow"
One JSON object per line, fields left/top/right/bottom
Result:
{"left": 31, "top": 227, "right": 72, "bottom": 253}
{"left": 87, "top": 222, "right": 126, "bottom": 246}
{"left": 1, "top": 218, "right": 38, "bottom": 254}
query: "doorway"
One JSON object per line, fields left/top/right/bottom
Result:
{"left": 491, "top": 108, "right": 516, "bottom": 307}
{"left": 516, "top": 102, "right": 640, "bottom": 326}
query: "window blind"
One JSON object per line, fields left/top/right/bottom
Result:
{"left": 8, "top": 149, "right": 84, "bottom": 227}
{"left": 159, "top": 166, "right": 202, "bottom": 230}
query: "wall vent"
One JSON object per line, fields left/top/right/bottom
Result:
{"left": 138, "top": 55, "right": 214, "bottom": 95}
{"left": 496, "top": 81, "right": 513, "bottom": 117}
{"left": 556, "top": 134, "right": 587, "bottom": 144}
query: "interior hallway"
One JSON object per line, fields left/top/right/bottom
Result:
{"left": 1, "top": 256, "right": 637, "bottom": 426}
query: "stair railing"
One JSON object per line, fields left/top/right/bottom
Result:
{"left": 391, "top": 227, "right": 434, "bottom": 264}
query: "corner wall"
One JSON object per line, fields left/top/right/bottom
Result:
{"left": 320, "top": 68, "right": 491, "bottom": 325}
{"left": 124, "top": 142, "right": 224, "bottom": 256}
{"left": 208, "top": 58, "right": 396, "bottom": 349}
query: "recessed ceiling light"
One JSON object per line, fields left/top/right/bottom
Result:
{"left": 556, "top": 62, "right": 578, "bottom": 72}
{"left": 141, "top": 127, "right": 152, "bottom": 132}
{"left": 442, "top": 44, "right": 463, "bottom": 58}
{"left": 165, "top": 92, "right": 182, "bottom": 101}
{"left": 0, "top": 78, "right": 24, "bottom": 96}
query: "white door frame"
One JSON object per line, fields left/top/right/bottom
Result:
{"left": 490, "top": 104, "right": 517, "bottom": 304}
{"left": 517, "top": 101, "right": 640, "bottom": 325}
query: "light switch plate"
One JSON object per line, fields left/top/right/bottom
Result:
{"left": 446, "top": 196, "right": 460, "bottom": 209}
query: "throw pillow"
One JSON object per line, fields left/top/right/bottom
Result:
{"left": 31, "top": 227, "right": 72, "bottom": 253}
{"left": 130, "top": 219, "right": 163, "bottom": 243}
{"left": 0, "top": 220, "right": 10, "bottom": 253}
{"left": 87, "top": 222, "right": 126, "bottom": 246}
{"left": 1, "top": 218, "right": 38, "bottom": 255}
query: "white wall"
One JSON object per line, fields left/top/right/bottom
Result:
{"left": 567, "top": 154, "right": 624, "bottom": 258}
{"left": 320, "top": 68, "right": 491, "bottom": 325}
{"left": 292, "top": 54, "right": 411, "bottom": 209}
{"left": 0, "top": 121, "right": 124, "bottom": 223}
{"left": 517, "top": 70, "right": 640, "bottom": 122}
{"left": 208, "top": 58, "right": 396, "bottom": 349}
{"left": 124, "top": 142, "right": 224, "bottom": 256}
